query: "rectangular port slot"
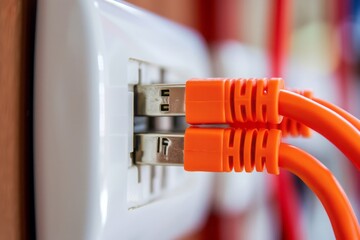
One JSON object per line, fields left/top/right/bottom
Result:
{"left": 160, "top": 104, "right": 170, "bottom": 112}
{"left": 161, "top": 89, "right": 170, "bottom": 97}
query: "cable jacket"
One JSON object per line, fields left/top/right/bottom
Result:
{"left": 279, "top": 144, "right": 360, "bottom": 239}
{"left": 313, "top": 97, "right": 360, "bottom": 131}
{"left": 279, "top": 90, "right": 360, "bottom": 170}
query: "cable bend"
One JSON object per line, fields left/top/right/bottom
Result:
{"left": 313, "top": 97, "right": 360, "bottom": 131}
{"left": 279, "top": 90, "right": 360, "bottom": 170}
{"left": 279, "top": 144, "right": 360, "bottom": 239}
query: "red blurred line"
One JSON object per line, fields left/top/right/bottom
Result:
{"left": 270, "top": 0, "right": 304, "bottom": 240}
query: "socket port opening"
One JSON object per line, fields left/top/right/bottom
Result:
{"left": 128, "top": 58, "right": 187, "bottom": 209}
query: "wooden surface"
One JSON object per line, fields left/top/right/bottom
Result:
{"left": 0, "top": 0, "right": 36, "bottom": 239}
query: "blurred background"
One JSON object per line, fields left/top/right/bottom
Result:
{"left": 126, "top": 0, "right": 360, "bottom": 239}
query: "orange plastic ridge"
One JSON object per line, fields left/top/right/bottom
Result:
{"left": 277, "top": 117, "right": 311, "bottom": 137}
{"left": 227, "top": 88, "right": 313, "bottom": 137}
{"left": 184, "top": 127, "right": 281, "bottom": 174}
{"left": 186, "top": 78, "right": 284, "bottom": 124}
{"left": 230, "top": 117, "right": 311, "bottom": 138}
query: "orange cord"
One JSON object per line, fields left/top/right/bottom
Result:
{"left": 184, "top": 127, "right": 360, "bottom": 239}
{"left": 230, "top": 118, "right": 311, "bottom": 138}
{"left": 278, "top": 90, "right": 360, "bottom": 170}
{"left": 291, "top": 91, "right": 360, "bottom": 132}
{"left": 313, "top": 97, "right": 360, "bottom": 131}
{"left": 279, "top": 144, "right": 360, "bottom": 239}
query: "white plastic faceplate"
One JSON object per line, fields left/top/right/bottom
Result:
{"left": 35, "top": 1, "right": 213, "bottom": 239}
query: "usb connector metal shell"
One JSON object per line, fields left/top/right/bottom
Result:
{"left": 134, "top": 133, "right": 184, "bottom": 166}
{"left": 134, "top": 84, "right": 185, "bottom": 166}
{"left": 135, "top": 84, "right": 185, "bottom": 116}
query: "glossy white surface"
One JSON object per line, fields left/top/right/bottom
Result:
{"left": 35, "top": 1, "right": 212, "bottom": 239}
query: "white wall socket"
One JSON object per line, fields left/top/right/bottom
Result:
{"left": 35, "top": 1, "right": 213, "bottom": 239}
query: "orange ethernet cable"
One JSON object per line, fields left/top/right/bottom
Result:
{"left": 278, "top": 90, "right": 360, "bottom": 170}
{"left": 312, "top": 97, "right": 360, "bottom": 131}
{"left": 279, "top": 143, "right": 360, "bottom": 240}
{"left": 134, "top": 77, "right": 360, "bottom": 238}
{"left": 134, "top": 127, "right": 360, "bottom": 239}
{"left": 135, "top": 79, "right": 360, "bottom": 239}
{"left": 135, "top": 78, "right": 360, "bottom": 169}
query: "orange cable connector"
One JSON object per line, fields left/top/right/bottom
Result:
{"left": 135, "top": 78, "right": 360, "bottom": 168}
{"left": 134, "top": 127, "right": 360, "bottom": 238}
{"left": 182, "top": 127, "right": 360, "bottom": 239}
{"left": 184, "top": 127, "right": 281, "bottom": 174}
{"left": 134, "top": 78, "right": 360, "bottom": 239}
{"left": 185, "top": 78, "right": 360, "bottom": 169}
{"left": 186, "top": 79, "right": 312, "bottom": 137}
{"left": 186, "top": 78, "right": 284, "bottom": 124}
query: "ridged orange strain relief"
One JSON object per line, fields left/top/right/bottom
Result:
{"left": 290, "top": 89, "right": 313, "bottom": 99}
{"left": 229, "top": 89, "right": 313, "bottom": 137}
{"left": 230, "top": 118, "right": 311, "bottom": 138}
{"left": 278, "top": 117, "right": 311, "bottom": 137}
{"left": 185, "top": 78, "right": 284, "bottom": 125}
{"left": 184, "top": 127, "right": 281, "bottom": 174}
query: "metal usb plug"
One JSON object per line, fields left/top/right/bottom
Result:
{"left": 134, "top": 133, "right": 184, "bottom": 166}
{"left": 135, "top": 84, "right": 185, "bottom": 116}
{"left": 134, "top": 84, "right": 185, "bottom": 166}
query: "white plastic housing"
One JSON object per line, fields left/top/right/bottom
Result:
{"left": 35, "top": 1, "right": 213, "bottom": 239}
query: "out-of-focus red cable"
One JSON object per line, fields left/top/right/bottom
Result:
{"left": 269, "top": 0, "right": 303, "bottom": 239}
{"left": 279, "top": 144, "right": 360, "bottom": 239}
{"left": 270, "top": 0, "right": 291, "bottom": 77}
{"left": 276, "top": 171, "right": 304, "bottom": 240}
{"left": 334, "top": 0, "right": 352, "bottom": 109}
